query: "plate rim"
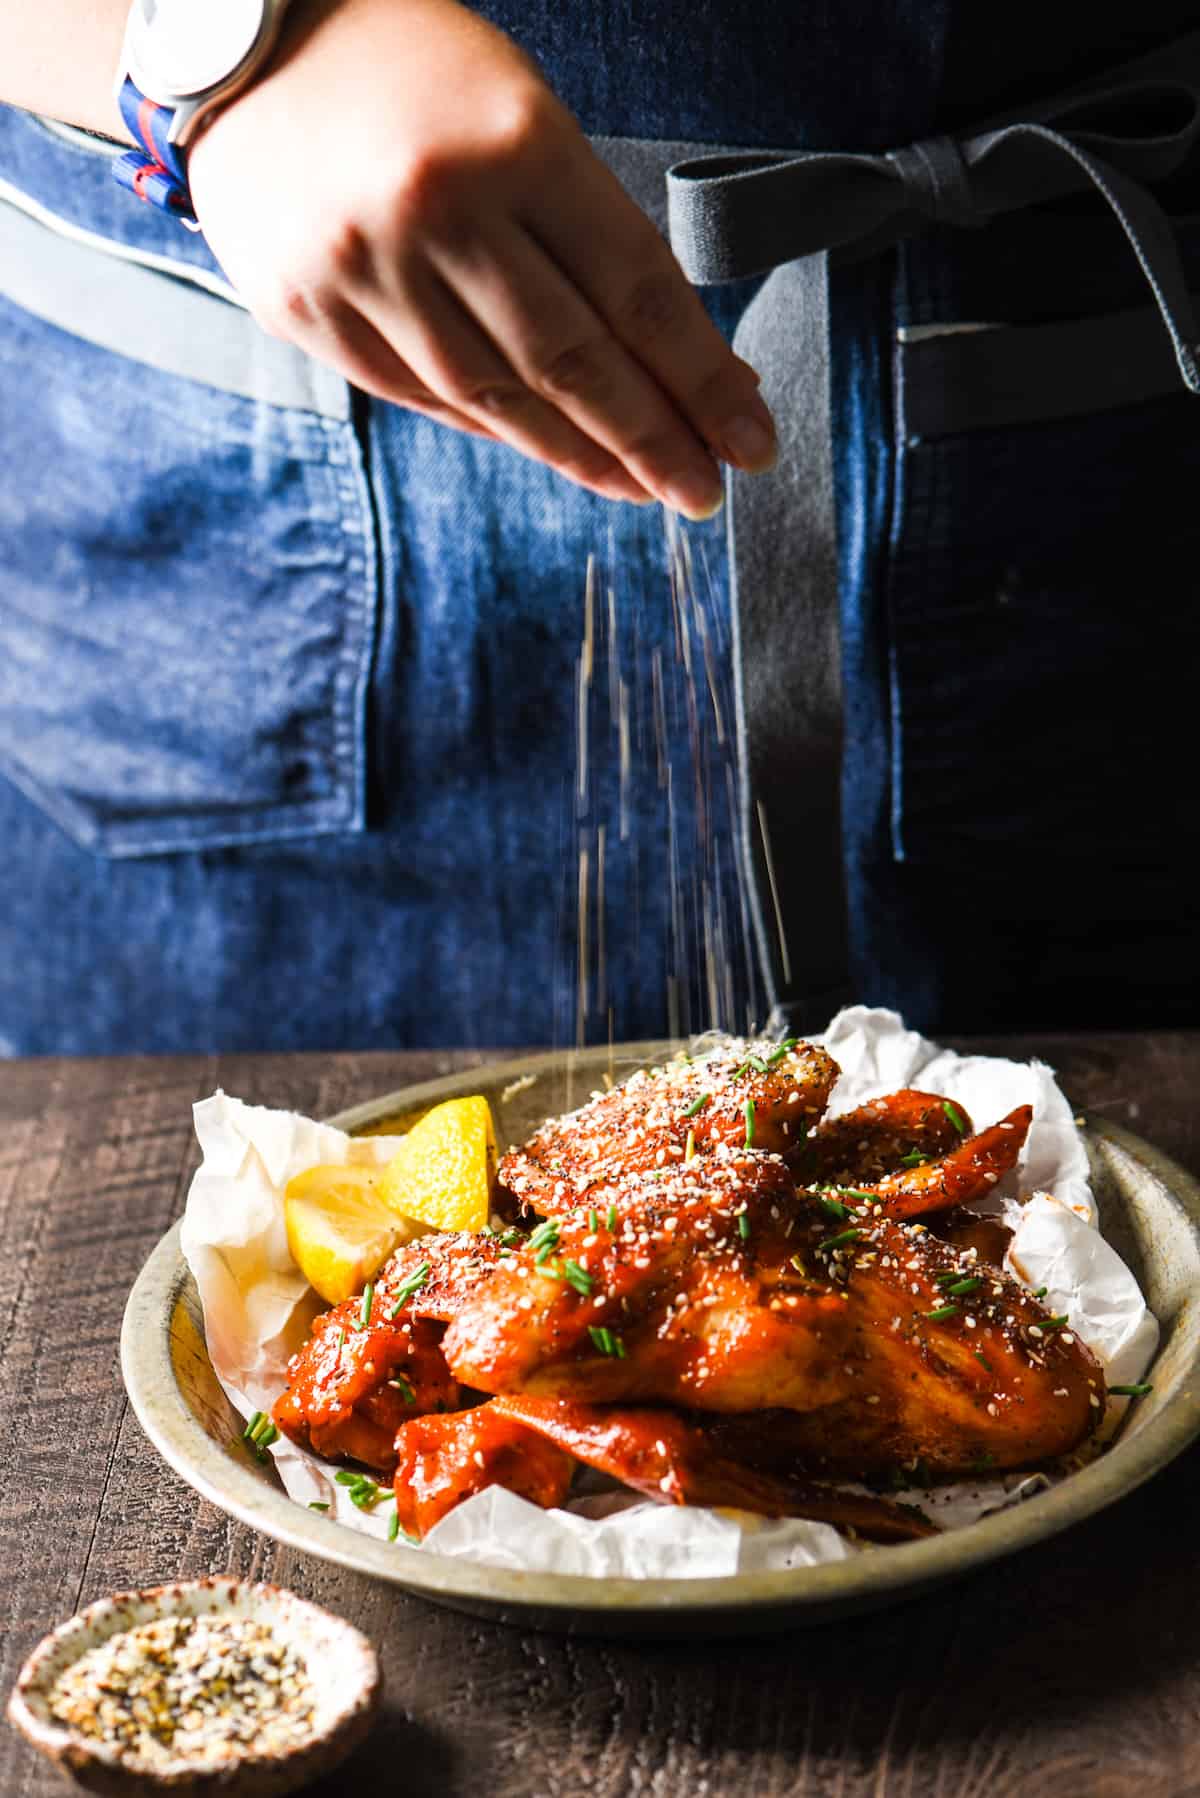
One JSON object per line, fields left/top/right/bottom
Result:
{"left": 120, "top": 1045, "right": 1200, "bottom": 1626}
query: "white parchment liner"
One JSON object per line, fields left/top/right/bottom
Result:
{"left": 179, "top": 1008, "right": 1157, "bottom": 1577}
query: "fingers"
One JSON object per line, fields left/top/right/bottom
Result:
{"left": 268, "top": 289, "right": 496, "bottom": 438}
{"left": 354, "top": 261, "right": 658, "bottom": 505}
{"left": 268, "top": 284, "right": 654, "bottom": 504}
{"left": 529, "top": 151, "right": 778, "bottom": 475}
{"left": 425, "top": 220, "right": 728, "bottom": 518}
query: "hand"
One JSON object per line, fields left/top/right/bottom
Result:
{"left": 187, "top": 0, "right": 776, "bottom": 513}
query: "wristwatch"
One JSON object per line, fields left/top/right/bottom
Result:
{"left": 112, "top": 0, "right": 294, "bottom": 225}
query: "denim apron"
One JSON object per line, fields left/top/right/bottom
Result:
{"left": 1, "top": 4, "right": 1197, "bottom": 1052}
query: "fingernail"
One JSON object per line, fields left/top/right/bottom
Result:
{"left": 721, "top": 409, "right": 777, "bottom": 473}
{"left": 665, "top": 467, "right": 724, "bottom": 520}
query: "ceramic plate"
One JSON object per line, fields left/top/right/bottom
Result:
{"left": 121, "top": 1045, "right": 1200, "bottom": 1638}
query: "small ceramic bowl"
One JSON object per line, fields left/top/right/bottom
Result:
{"left": 7, "top": 1576, "right": 380, "bottom": 1795}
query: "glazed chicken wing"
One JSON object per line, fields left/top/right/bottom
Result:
{"left": 801, "top": 1089, "right": 974, "bottom": 1186}
{"left": 392, "top": 1402, "right": 573, "bottom": 1537}
{"left": 444, "top": 1151, "right": 861, "bottom": 1413}
{"left": 272, "top": 1231, "right": 504, "bottom": 1471}
{"left": 499, "top": 1037, "right": 838, "bottom": 1217}
{"left": 493, "top": 1396, "right": 937, "bottom": 1542}
{"left": 271, "top": 1300, "right": 462, "bottom": 1472}
{"left": 444, "top": 1150, "right": 1104, "bottom": 1477}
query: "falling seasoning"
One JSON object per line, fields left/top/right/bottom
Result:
{"left": 47, "top": 1615, "right": 316, "bottom": 1772}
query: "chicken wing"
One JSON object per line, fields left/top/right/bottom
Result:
{"left": 801, "top": 1089, "right": 974, "bottom": 1186}
{"left": 271, "top": 1299, "right": 463, "bottom": 1472}
{"left": 444, "top": 1150, "right": 862, "bottom": 1413}
{"left": 444, "top": 1150, "right": 1104, "bottom": 1476}
{"left": 493, "top": 1396, "right": 937, "bottom": 1542}
{"left": 391, "top": 1402, "right": 573, "bottom": 1537}
{"left": 499, "top": 1037, "right": 838, "bottom": 1218}
{"left": 272, "top": 1231, "right": 505, "bottom": 1470}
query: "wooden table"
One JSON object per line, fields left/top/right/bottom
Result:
{"left": 3, "top": 1034, "right": 1199, "bottom": 1797}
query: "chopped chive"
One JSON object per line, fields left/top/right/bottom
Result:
{"left": 685, "top": 1129, "right": 696, "bottom": 1162}
{"left": 588, "top": 1325, "right": 626, "bottom": 1358}
{"left": 360, "top": 1282, "right": 374, "bottom": 1326}
{"left": 242, "top": 1411, "right": 265, "bottom": 1441}
{"left": 308, "top": 1501, "right": 330, "bottom": 1512}
{"left": 534, "top": 1242, "right": 559, "bottom": 1266}
{"left": 387, "top": 1508, "right": 401, "bottom": 1541}
{"left": 588, "top": 1209, "right": 598, "bottom": 1233}
{"left": 816, "top": 1195, "right": 852, "bottom": 1221}
{"left": 562, "top": 1258, "right": 594, "bottom": 1297}
{"left": 334, "top": 1469, "right": 363, "bottom": 1486}
{"left": 1110, "top": 1382, "right": 1153, "bottom": 1396}
{"left": 529, "top": 1218, "right": 559, "bottom": 1246}
{"left": 388, "top": 1374, "right": 416, "bottom": 1404}
{"left": 974, "top": 1350, "right": 993, "bottom": 1372}
{"left": 614, "top": 1333, "right": 627, "bottom": 1358}
{"left": 900, "top": 1150, "right": 926, "bottom": 1167}
{"left": 819, "top": 1227, "right": 862, "bottom": 1251}
{"left": 1033, "top": 1315, "right": 1070, "bottom": 1334}
{"left": 790, "top": 1253, "right": 808, "bottom": 1273}
{"left": 766, "top": 1038, "right": 798, "bottom": 1067}
{"left": 1030, "top": 1285, "right": 1048, "bottom": 1298}
{"left": 389, "top": 1261, "right": 432, "bottom": 1317}
{"left": 934, "top": 1270, "right": 959, "bottom": 1286}
{"left": 258, "top": 1424, "right": 279, "bottom": 1449}
{"left": 336, "top": 1327, "right": 347, "bottom": 1355}
{"left": 738, "top": 1211, "right": 751, "bottom": 1241}
{"left": 683, "top": 1093, "right": 711, "bottom": 1119}
{"left": 249, "top": 1413, "right": 272, "bottom": 1444}
{"left": 499, "top": 1228, "right": 526, "bottom": 1248}
{"left": 744, "top": 1098, "right": 756, "bottom": 1147}
{"left": 946, "top": 1276, "right": 983, "bottom": 1296}
{"left": 607, "top": 1204, "right": 618, "bottom": 1232}
{"left": 924, "top": 1303, "right": 960, "bottom": 1321}
{"left": 821, "top": 1186, "right": 876, "bottom": 1201}
{"left": 943, "top": 1100, "right": 968, "bottom": 1135}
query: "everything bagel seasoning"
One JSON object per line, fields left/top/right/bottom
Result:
{"left": 48, "top": 1613, "right": 315, "bottom": 1770}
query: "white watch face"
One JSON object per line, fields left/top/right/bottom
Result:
{"left": 127, "top": 0, "right": 269, "bottom": 100}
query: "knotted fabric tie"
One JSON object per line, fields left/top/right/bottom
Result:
{"left": 668, "top": 75, "right": 1200, "bottom": 390}
{"left": 664, "top": 43, "right": 1200, "bottom": 1027}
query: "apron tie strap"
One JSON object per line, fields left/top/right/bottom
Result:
{"left": 666, "top": 40, "right": 1200, "bottom": 1027}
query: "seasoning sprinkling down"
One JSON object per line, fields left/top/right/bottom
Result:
{"left": 47, "top": 1614, "right": 316, "bottom": 1772}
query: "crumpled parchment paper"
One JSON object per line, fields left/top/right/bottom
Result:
{"left": 178, "top": 1007, "right": 1157, "bottom": 1577}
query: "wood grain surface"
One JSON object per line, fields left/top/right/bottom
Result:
{"left": 3, "top": 1035, "right": 1199, "bottom": 1798}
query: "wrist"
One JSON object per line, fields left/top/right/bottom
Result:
{"left": 111, "top": 0, "right": 300, "bottom": 222}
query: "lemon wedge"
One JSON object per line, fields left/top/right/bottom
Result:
{"left": 378, "top": 1095, "right": 497, "bottom": 1234}
{"left": 284, "top": 1164, "right": 418, "bottom": 1304}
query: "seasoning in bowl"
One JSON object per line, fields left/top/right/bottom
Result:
{"left": 7, "top": 1576, "right": 380, "bottom": 1794}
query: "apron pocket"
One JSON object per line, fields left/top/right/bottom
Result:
{"left": 0, "top": 210, "right": 374, "bottom": 859}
